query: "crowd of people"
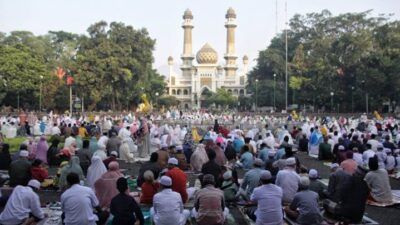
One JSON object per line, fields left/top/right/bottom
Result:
{"left": 0, "top": 110, "right": 398, "bottom": 224}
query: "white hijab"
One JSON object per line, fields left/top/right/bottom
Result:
{"left": 86, "top": 156, "right": 107, "bottom": 188}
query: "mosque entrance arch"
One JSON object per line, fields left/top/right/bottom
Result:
{"left": 199, "top": 87, "right": 212, "bottom": 108}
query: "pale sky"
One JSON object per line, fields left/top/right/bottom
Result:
{"left": 1, "top": 0, "right": 399, "bottom": 75}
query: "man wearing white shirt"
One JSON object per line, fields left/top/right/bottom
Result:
{"left": 64, "top": 134, "right": 76, "bottom": 149}
{"left": 61, "top": 172, "right": 106, "bottom": 225}
{"left": 151, "top": 176, "right": 190, "bottom": 225}
{"left": 50, "top": 123, "right": 61, "bottom": 136}
{"left": 367, "top": 134, "right": 379, "bottom": 151}
{"left": 0, "top": 180, "right": 45, "bottom": 225}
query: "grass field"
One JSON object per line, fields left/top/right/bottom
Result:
{"left": 2, "top": 137, "right": 28, "bottom": 153}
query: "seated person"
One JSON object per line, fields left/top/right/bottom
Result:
{"left": 192, "top": 174, "right": 229, "bottom": 225}
{"left": 110, "top": 177, "right": 144, "bottom": 225}
{"left": 140, "top": 170, "right": 160, "bottom": 204}
{"left": 318, "top": 136, "right": 333, "bottom": 160}
{"left": 221, "top": 170, "right": 238, "bottom": 203}
{"left": 30, "top": 159, "right": 49, "bottom": 183}
{"left": 0, "top": 180, "right": 46, "bottom": 225}
{"left": 364, "top": 155, "right": 393, "bottom": 203}
{"left": 151, "top": 176, "right": 190, "bottom": 225}
{"left": 238, "top": 145, "right": 254, "bottom": 170}
{"left": 284, "top": 177, "right": 323, "bottom": 225}
{"left": 308, "top": 169, "right": 326, "bottom": 198}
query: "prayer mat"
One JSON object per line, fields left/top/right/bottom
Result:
{"left": 367, "top": 190, "right": 400, "bottom": 207}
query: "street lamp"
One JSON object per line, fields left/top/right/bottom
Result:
{"left": 273, "top": 73, "right": 276, "bottom": 110}
{"left": 155, "top": 92, "right": 159, "bottom": 108}
{"left": 39, "top": 75, "right": 43, "bottom": 112}
{"left": 330, "top": 92, "right": 334, "bottom": 113}
{"left": 361, "top": 80, "right": 368, "bottom": 114}
{"left": 255, "top": 79, "right": 259, "bottom": 111}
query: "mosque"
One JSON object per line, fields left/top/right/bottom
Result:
{"left": 166, "top": 8, "right": 249, "bottom": 109}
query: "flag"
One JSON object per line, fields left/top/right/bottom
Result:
{"left": 56, "top": 67, "right": 65, "bottom": 80}
{"left": 66, "top": 76, "right": 74, "bottom": 86}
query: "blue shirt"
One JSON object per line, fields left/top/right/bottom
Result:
{"left": 258, "top": 148, "right": 270, "bottom": 162}
{"left": 274, "top": 148, "right": 285, "bottom": 160}
{"left": 233, "top": 138, "right": 245, "bottom": 153}
{"left": 241, "top": 167, "right": 266, "bottom": 197}
{"left": 240, "top": 152, "right": 254, "bottom": 170}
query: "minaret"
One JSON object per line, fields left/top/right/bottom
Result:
{"left": 224, "top": 7, "right": 238, "bottom": 77}
{"left": 181, "top": 9, "right": 194, "bottom": 75}
{"left": 168, "top": 56, "right": 174, "bottom": 95}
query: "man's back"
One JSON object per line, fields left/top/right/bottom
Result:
{"left": 61, "top": 184, "right": 99, "bottom": 225}
{"left": 241, "top": 168, "right": 265, "bottom": 197}
{"left": 0, "top": 186, "right": 44, "bottom": 225}
{"left": 195, "top": 185, "right": 225, "bottom": 225}
{"left": 276, "top": 169, "right": 300, "bottom": 203}
{"left": 166, "top": 168, "right": 188, "bottom": 203}
{"left": 153, "top": 189, "right": 183, "bottom": 225}
{"left": 201, "top": 161, "right": 222, "bottom": 186}
{"left": 250, "top": 184, "right": 283, "bottom": 224}
{"left": 290, "top": 190, "right": 322, "bottom": 225}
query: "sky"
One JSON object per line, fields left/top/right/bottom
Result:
{"left": 1, "top": 0, "right": 399, "bottom": 75}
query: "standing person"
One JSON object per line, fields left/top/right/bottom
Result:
{"left": 86, "top": 156, "right": 107, "bottom": 189}
{"left": 250, "top": 171, "right": 283, "bottom": 225}
{"left": 9, "top": 150, "right": 31, "bottom": 187}
{"left": 151, "top": 176, "right": 190, "bottom": 225}
{"left": 318, "top": 136, "right": 333, "bottom": 160}
{"left": 61, "top": 172, "right": 107, "bottom": 225}
{"left": 275, "top": 158, "right": 301, "bottom": 204}
{"left": 0, "top": 180, "right": 46, "bottom": 225}
{"left": 76, "top": 140, "right": 92, "bottom": 175}
{"left": 110, "top": 177, "right": 144, "bottom": 225}
{"left": 35, "top": 136, "right": 48, "bottom": 164}
{"left": 0, "top": 143, "right": 12, "bottom": 170}
{"left": 284, "top": 177, "right": 323, "bottom": 225}
{"left": 192, "top": 174, "right": 228, "bottom": 225}
{"left": 166, "top": 158, "right": 188, "bottom": 203}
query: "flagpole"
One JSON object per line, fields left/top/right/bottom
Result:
{"left": 285, "top": 0, "right": 288, "bottom": 111}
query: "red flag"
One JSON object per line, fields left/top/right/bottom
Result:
{"left": 66, "top": 76, "right": 74, "bottom": 86}
{"left": 56, "top": 67, "right": 66, "bottom": 80}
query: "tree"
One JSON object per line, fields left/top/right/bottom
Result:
{"left": 204, "top": 89, "right": 237, "bottom": 109}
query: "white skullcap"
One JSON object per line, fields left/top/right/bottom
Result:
{"left": 19, "top": 150, "right": 29, "bottom": 157}
{"left": 299, "top": 176, "right": 310, "bottom": 187}
{"left": 286, "top": 157, "right": 296, "bottom": 166}
{"left": 330, "top": 163, "right": 339, "bottom": 169}
{"left": 176, "top": 145, "right": 183, "bottom": 151}
{"left": 110, "top": 151, "right": 118, "bottom": 156}
{"left": 161, "top": 143, "right": 168, "bottom": 148}
{"left": 308, "top": 169, "right": 318, "bottom": 179}
{"left": 168, "top": 157, "right": 178, "bottom": 165}
{"left": 160, "top": 176, "right": 172, "bottom": 186}
{"left": 260, "top": 171, "right": 272, "bottom": 180}
{"left": 338, "top": 145, "right": 345, "bottom": 151}
{"left": 28, "top": 179, "right": 41, "bottom": 189}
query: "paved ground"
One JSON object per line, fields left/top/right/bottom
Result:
{"left": 297, "top": 152, "right": 400, "bottom": 225}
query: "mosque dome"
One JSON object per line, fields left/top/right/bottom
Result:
{"left": 226, "top": 7, "right": 236, "bottom": 19}
{"left": 196, "top": 43, "right": 218, "bottom": 64}
{"left": 183, "top": 9, "right": 193, "bottom": 19}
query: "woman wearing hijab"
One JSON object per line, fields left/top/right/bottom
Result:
{"left": 89, "top": 136, "right": 98, "bottom": 154}
{"left": 86, "top": 156, "right": 107, "bottom": 189}
{"left": 94, "top": 161, "right": 123, "bottom": 209}
{"left": 58, "top": 156, "right": 84, "bottom": 190}
{"left": 0, "top": 144, "right": 11, "bottom": 170}
{"left": 75, "top": 135, "right": 83, "bottom": 150}
{"left": 47, "top": 139, "right": 61, "bottom": 166}
{"left": 26, "top": 137, "right": 38, "bottom": 160}
{"left": 35, "top": 136, "right": 48, "bottom": 164}
{"left": 190, "top": 143, "right": 209, "bottom": 172}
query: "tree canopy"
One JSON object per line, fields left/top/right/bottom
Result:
{"left": 0, "top": 21, "right": 165, "bottom": 111}
{"left": 248, "top": 10, "right": 400, "bottom": 112}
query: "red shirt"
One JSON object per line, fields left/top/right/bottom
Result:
{"left": 31, "top": 167, "right": 48, "bottom": 182}
{"left": 140, "top": 182, "right": 160, "bottom": 204}
{"left": 166, "top": 167, "right": 188, "bottom": 203}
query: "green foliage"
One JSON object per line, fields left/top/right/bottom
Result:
{"left": 0, "top": 21, "right": 165, "bottom": 111}
{"left": 158, "top": 96, "right": 180, "bottom": 107}
{"left": 248, "top": 10, "right": 400, "bottom": 112}
{"left": 204, "top": 88, "right": 237, "bottom": 108}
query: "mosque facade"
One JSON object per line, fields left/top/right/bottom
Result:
{"left": 166, "top": 8, "right": 249, "bottom": 109}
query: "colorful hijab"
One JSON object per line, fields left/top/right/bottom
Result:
{"left": 94, "top": 161, "right": 123, "bottom": 208}
{"left": 35, "top": 136, "right": 48, "bottom": 164}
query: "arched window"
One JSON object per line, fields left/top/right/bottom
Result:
{"left": 233, "top": 89, "right": 239, "bottom": 95}
{"left": 240, "top": 89, "right": 245, "bottom": 95}
{"left": 172, "top": 89, "right": 176, "bottom": 95}
{"left": 177, "top": 89, "right": 181, "bottom": 95}
{"left": 183, "top": 89, "right": 188, "bottom": 95}
{"left": 227, "top": 89, "right": 232, "bottom": 94}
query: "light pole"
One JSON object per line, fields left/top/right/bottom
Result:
{"left": 330, "top": 92, "right": 334, "bottom": 113}
{"left": 255, "top": 79, "right": 259, "bottom": 111}
{"left": 361, "top": 80, "right": 368, "bottom": 114}
{"left": 273, "top": 73, "right": 276, "bottom": 110}
{"left": 155, "top": 92, "right": 159, "bottom": 108}
{"left": 39, "top": 75, "right": 43, "bottom": 112}
{"left": 351, "top": 86, "right": 354, "bottom": 113}
{"left": 285, "top": 0, "right": 288, "bottom": 112}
